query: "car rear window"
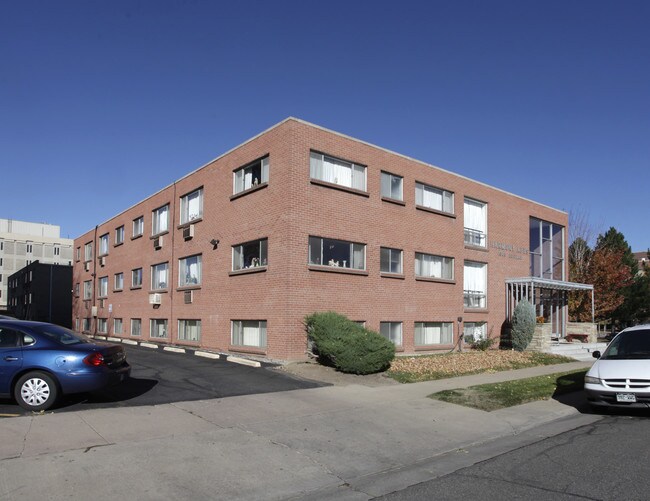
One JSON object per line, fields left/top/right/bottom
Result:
{"left": 36, "top": 325, "right": 91, "bottom": 346}
{"left": 602, "top": 329, "right": 650, "bottom": 359}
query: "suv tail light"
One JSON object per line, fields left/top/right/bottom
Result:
{"left": 83, "top": 352, "right": 105, "bottom": 367}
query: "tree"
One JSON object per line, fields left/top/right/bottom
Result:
{"left": 588, "top": 247, "right": 633, "bottom": 322}
{"left": 511, "top": 300, "right": 536, "bottom": 351}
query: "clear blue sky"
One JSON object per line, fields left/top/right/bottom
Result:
{"left": 1, "top": 1, "right": 648, "bottom": 251}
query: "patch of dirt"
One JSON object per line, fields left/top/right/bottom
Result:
{"left": 277, "top": 360, "right": 399, "bottom": 387}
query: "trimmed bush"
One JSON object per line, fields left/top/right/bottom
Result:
{"left": 511, "top": 300, "right": 536, "bottom": 351}
{"left": 305, "top": 311, "right": 395, "bottom": 374}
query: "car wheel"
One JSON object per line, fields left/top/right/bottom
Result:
{"left": 14, "top": 371, "right": 59, "bottom": 411}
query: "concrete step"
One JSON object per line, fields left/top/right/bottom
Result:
{"left": 546, "top": 342, "right": 608, "bottom": 361}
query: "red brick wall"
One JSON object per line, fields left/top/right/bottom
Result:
{"left": 72, "top": 118, "right": 569, "bottom": 360}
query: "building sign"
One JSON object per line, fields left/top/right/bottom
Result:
{"left": 490, "top": 241, "right": 529, "bottom": 261}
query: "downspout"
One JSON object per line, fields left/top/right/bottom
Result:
{"left": 170, "top": 182, "right": 177, "bottom": 343}
{"left": 92, "top": 225, "right": 98, "bottom": 335}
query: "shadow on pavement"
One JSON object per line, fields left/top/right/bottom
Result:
{"left": 553, "top": 389, "right": 650, "bottom": 418}
{"left": 54, "top": 377, "right": 158, "bottom": 410}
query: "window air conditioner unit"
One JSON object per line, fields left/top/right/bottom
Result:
{"left": 153, "top": 236, "right": 163, "bottom": 250}
{"left": 149, "top": 293, "right": 162, "bottom": 305}
{"left": 183, "top": 224, "right": 194, "bottom": 240}
{"left": 91, "top": 306, "right": 98, "bottom": 317}
{"left": 184, "top": 290, "right": 193, "bottom": 304}
{"left": 99, "top": 256, "right": 106, "bottom": 267}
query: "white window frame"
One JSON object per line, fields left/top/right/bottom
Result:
{"left": 152, "top": 205, "right": 169, "bottom": 236}
{"left": 464, "top": 198, "right": 487, "bottom": 247}
{"left": 380, "top": 321, "right": 403, "bottom": 346}
{"left": 98, "top": 276, "right": 108, "bottom": 298}
{"left": 114, "top": 272, "right": 124, "bottom": 291}
{"left": 308, "top": 236, "right": 366, "bottom": 270}
{"left": 415, "top": 252, "right": 454, "bottom": 280}
{"left": 310, "top": 151, "right": 366, "bottom": 191}
{"left": 114, "top": 318, "right": 123, "bottom": 335}
{"left": 131, "top": 318, "right": 141, "bottom": 337}
{"left": 231, "top": 320, "right": 267, "bottom": 348}
{"left": 97, "top": 318, "right": 108, "bottom": 334}
{"left": 84, "top": 242, "right": 93, "bottom": 262}
{"left": 179, "top": 255, "right": 202, "bottom": 286}
{"left": 232, "top": 239, "right": 268, "bottom": 271}
{"left": 463, "top": 322, "right": 487, "bottom": 343}
{"left": 415, "top": 322, "right": 454, "bottom": 346}
{"left": 233, "top": 156, "right": 269, "bottom": 194}
{"left": 380, "top": 247, "right": 403, "bottom": 274}
{"left": 464, "top": 261, "right": 487, "bottom": 308}
{"left": 83, "top": 280, "right": 92, "bottom": 300}
{"left": 150, "top": 319, "right": 168, "bottom": 339}
{"left": 151, "top": 263, "right": 169, "bottom": 290}
{"left": 133, "top": 216, "right": 144, "bottom": 238}
{"left": 115, "top": 226, "right": 125, "bottom": 245}
{"left": 178, "top": 319, "right": 201, "bottom": 342}
{"left": 132, "top": 268, "right": 143, "bottom": 288}
{"left": 99, "top": 234, "right": 109, "bottom": 256}
{"left": 381, "top": 171, "right": 403, "bottom": 201}
{"left": 83, "top": 318, "right": 92, "bottom": 332}
{"left": 180, "top": 188, "right": 204, "bottom": 224}
{"left": 416, "top": 182, "right": 454, "bottom": 214}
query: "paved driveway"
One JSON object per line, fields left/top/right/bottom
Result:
{"left": 0, "top": 344, "right": 324, "bottom": 416}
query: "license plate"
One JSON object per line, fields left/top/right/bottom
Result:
{"left": 616, "top": 393, "right": 637, "bottom": 403}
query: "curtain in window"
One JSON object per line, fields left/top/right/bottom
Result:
{"left": 415, "top": 323, "right": 453, "bottom": 345}
{"left": 186, "top": 191, "right": 201, "bottom": 221}
{"left": 464, "top": 262, "right": 486, "bottom": 303}
{"left": 416, "top": 254, "right": 443, "bottom": 278}
{"left": 352, "top": 243, "right": 365, "bottom": 269}
{"left": 423, "top": 187, "right": 442, "bottom": 210}
{"left": 464, "top": 199, "right": 486, "bottom": 232}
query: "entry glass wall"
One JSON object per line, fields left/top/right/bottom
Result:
{"left": 530, "top": 217, "right": 565, "bottom": 281}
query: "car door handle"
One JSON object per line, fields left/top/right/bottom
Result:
{"left": 3, "top": 356, "right": 19, "bottom": 361}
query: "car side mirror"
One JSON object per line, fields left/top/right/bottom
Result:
{"left": 592, "top": 350, "right": 601, "bottom": 359}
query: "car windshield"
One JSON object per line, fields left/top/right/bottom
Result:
{"left": 601, "top": 329, "right": 650, "bottom": 360}
{"left": 35, "top": 325, "right": 91, "bottom": 346}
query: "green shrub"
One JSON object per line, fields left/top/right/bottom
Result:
{"left": 305, "top": 311, "right": 395, "bottom": 374}
{"left": 471, "top": 336, "right": 497, "bottom": 351}
{"left": 511, "top": 300, "right": 536, "bottom": 351}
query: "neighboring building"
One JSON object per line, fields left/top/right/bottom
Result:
{"left": 634, "top": 251, "right": 649, "bottom": 276}
{"left": 0, "top": 219, "right": 74, "bottom": 312}
{"left": 72, "top": 117, "right": 576, "bottom": 361}
{"left": 7, "top": 261, "right": 73, "bottom": 328}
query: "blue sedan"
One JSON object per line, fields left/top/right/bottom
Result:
{"left": 0, "top": 319, "right": 131, "bottom": 411}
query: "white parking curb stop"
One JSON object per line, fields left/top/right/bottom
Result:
{"left": 227, "top": 356, "right": 261, "bottom": 368}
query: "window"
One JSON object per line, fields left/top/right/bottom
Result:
{"left": 308, "top": 236, "right": 365, "bottom": 270}
{"left": 76, "top": 247, "right": 81, "bottom": 261}
{"left": 150, "top": 319, "right": 168, "bottom": 338}
{"left": 83, "top": 318, "right": 92, "bottom": 332}
{"left": 310, "top": 151, "right": 366, "bottom": 191}
{"left": 179, "top": 255, "right": 202, "bottom": 286}
{"left": 530, "top": 217, "right": 565, "bottom": 280}
{"left": 54, "top": 246, "right": 60, "bottom": 256}
{"left": 99, "top": 234, "right": 109, "bottom": 255}
{"left": 98, "top": 276, "right": 108, "bottom": 297}
{"left": 380, "top": 247, "right": 403, "bottom": 274}
{"left": 416, "top": 182, "right": 454, "bottom": 214}
{"left": 115, "top": 226, "right": 125, "bottom": 245}
{"left": 132, "top": 268, "right": 143, "bottom": 288}
{"left": 415, "top": 253, "right": 454, "bottom": 280}
{"left": 152, "top": 205, "right": 169, "bottom": 235}
{"left": 380, "top": 322, "right": 403, "bottom": 346}
{"left": 178, "top": 319, "right": 201, "bottom": 342}
{"left": 464, "top": 261, "right": 487, "bottom": 308}
{"left": 114, "top": 318, "right": 123, "bottom": 335}
{"left": 97, "top": 318, "right": 107, "bottom": 334}
{"left": 463, "top": 322, "right": 487, "bottom": 343}
{"left": 84, "top": 242, "right": 93, "bottom": 261}
{"left": 233, "top": 156, "right": 269, "bottom": 194}
{"left": 180, "top": 188, "right": 203, "bottom": 224}
{"left": 232, "top": 239, "right": 268, "bottom": 271}
{"left": 131, "top": 319, "right": 141, "bottom": 337}
{"left": 464, "top": 198, "right": 487, "bottom": 247}
{"left": 114, "top": 272, "right": 124, "bottom": 291}
{"left": 231, "top": 320, "right": 267, "bottom": 348}
{"left": 133, "top": 216, "right": 144, "bottom": 238}
{"left": 26, "top": 243, "right": 33, "bottom": 253}
{"left": 415, "top": 322, "right": 453, "bottom": 346}
{"left": 74, "top": 283, "right": 80, "bottom": 297}
{"left": 83, "top": 280, "right": 92, "bottom": 300}
{"left": 381, "top": 172, "right": 403, "bottom": 201}
{"left": 151, "top": 263, "right": 169, "bottom": 290}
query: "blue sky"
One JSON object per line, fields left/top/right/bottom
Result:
{"left": 1, "top": 1, "right": 648, "bottom": 251}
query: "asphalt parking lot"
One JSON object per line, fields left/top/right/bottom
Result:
{"left": 0, "top": 344, "right": 325, "bottom": 416}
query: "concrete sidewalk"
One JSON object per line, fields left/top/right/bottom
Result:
{"left": 0, "top": 362, "right": 599, "bottom": 500}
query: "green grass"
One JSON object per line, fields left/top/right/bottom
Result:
{"left": 429, "top": 370, "right": 587, "bottom": 411}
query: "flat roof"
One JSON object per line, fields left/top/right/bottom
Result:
{"left": 506, "top": 277, "right": 593, "bottom": 291}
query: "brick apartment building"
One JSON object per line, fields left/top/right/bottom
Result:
{"left": 72, "top": 117, "right": 570, "bottom": 361}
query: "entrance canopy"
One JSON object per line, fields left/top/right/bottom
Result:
{"left": 505, "top": 277, "right": 594, "bottom": 337}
